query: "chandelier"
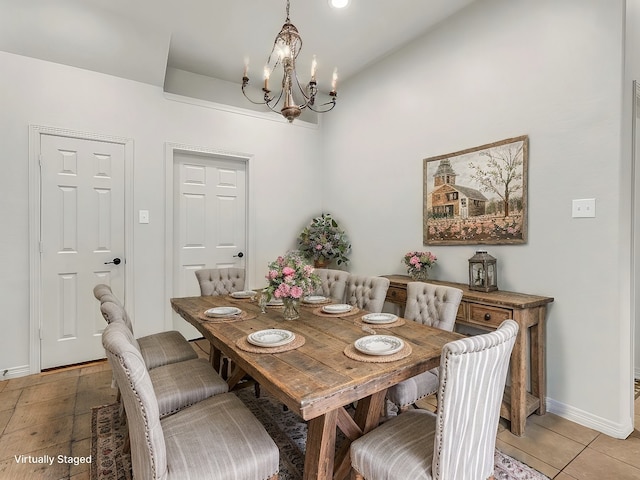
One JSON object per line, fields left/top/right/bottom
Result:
{"left": 241, "top": 0, "right": 338, "bottom": 123}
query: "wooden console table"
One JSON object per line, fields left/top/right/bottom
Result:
{"left": 382, "top": 274, "right": 554, "bottom": 436}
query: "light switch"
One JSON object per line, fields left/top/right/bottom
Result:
{"left": 572, "top": 199, "right": 596, "bottom": 218}
{"left": 139, "top": 210, "right": 150, "bottom": 224}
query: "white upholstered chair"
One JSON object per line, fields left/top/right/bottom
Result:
{"left": 386, "top": 282, "right": 463, "bottom": 412}
{"left": 314, "top": 268, "right": 349, "bottom": 301}
{"left": 195, "top": 268, "right": 245, "bottom": 296}
{"left": 93, "top": 284, "right": 198, "bottom": 369}
{"left": 101, "top": 302, "right": 229, "bottom": 418}
{"left": 103, "top": 322, "right": 279, "bottom": 480}
{"left": 350, "top": 320, "right": 518, "bottom": 480}
{"left": 345, "top": 275, "right": 390, "bottom": 313}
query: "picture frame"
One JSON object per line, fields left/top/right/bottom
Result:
{"left": 423, "top": 135, "right": 528, "bottom": 245}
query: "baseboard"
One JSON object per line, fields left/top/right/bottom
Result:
{"left": 547, "top": 397, "right": 634, "bottom": 439}
{"left": 0, "top": 364, "right": 31, "bottom": 381}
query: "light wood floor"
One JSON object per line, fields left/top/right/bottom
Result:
{"left": 0, "top": 339, "right": 638, "bottom": 479}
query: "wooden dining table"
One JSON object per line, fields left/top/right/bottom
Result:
{"left": 171, "top": 295, "right": 463, "bottom": 480}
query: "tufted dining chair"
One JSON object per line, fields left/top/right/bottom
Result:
{"left": 386, "top": 282, "right": 463, "bottom": 413}
{"left": 193, "top": 268, "right": 260, "bottom": 396}
{"left": 350, "top": 320, "right": 518, "bottom": 480}
{"left": 103, "top": 321, "right": 279, "bottom": 480}
{"left": 195, "top": 268, "right": 246, "bottom": 296}
{"left": 314, "top": 268, "right": 350, "bottom": 302}
{"left": 101, "top": 302, "right": 229, "bottom": 419}
{"left": 345, "top": 275, "right": 390, "bottom": 313}
{"left": 93, "top": 284, "right": 198, "bottom": 369}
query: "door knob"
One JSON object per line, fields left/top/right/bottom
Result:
{"left": 104, "top": 257, "right": 122, "bottom": 265}
{"left": 233, "top": 252, "right": 244, "bottom": 258}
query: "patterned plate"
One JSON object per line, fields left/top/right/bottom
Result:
{"left": 354, "top": 335, "right": 404, "bottom": 356}
{"left": 247, "top": 329, "right": 296, "bottom": 347}
{"left": 322, "top": 304, "right": 353, "bottom": 314}
{"left": 361, "top": 313, "right": 398, "bottom": 324}
{"left": 205, "top": 306, "right": 242, "bottom": 318}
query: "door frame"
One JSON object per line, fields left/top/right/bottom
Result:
{"left": 164, "top": 142, "right": 254, "bottom": 331}
{"left": 28, "top": 125, "right": 134, "bottom": 374}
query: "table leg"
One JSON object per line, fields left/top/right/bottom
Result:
{"left": 333, "top": 390, "right": 387, "bottom": 480}
{"left": 227, "top": 365, "right": 247, "bottom": 391}
{"left": 305, "top": 409, "right": 338, "bottom": 480}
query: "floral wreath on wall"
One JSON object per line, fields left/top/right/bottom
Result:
{"left": 297, "top": 213, "right": 351, "bottom": 267}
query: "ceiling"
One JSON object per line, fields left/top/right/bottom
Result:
{"left": 0, "top": 0, "right": 476, "bottom": 89}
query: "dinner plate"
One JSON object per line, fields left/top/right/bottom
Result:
{"left": 302, "top": 295, "right": 328, "bottom": 304}
{"left": 267, "top": 298, "right": 284, "bottom": 306}
{"left": 322, "top": 304, "right": 353, "bottom": 314}
{"left": 354, "top": 335, "right": 404, "bottom": 356}
{"left": 205, "top": 306, "right": 242, "bottom": 318}
{"left": 230, "top": 291, "right": 255, "bottom": 299}
{"left": 247, "top": 329, "right": 295, "bottom": 347}
{"left": 361, "top": 313, "right": 398, "bottom": 324}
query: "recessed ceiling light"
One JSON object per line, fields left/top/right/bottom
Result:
{"left": 329, "top": 0, "right": 350, "bottom": 9}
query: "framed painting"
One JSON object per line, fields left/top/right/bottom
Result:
{"left": 423, "top": 135, "right": 528, "bottom": 245}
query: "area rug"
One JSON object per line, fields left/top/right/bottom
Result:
{"left": 91, "top": 391, "right": 549, "bottom": 480}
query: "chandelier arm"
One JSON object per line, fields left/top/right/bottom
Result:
{"left": 264, "top": 89, "right": 285, "bottom": 113}
{"left": 306, "top": 98, "right": 337, "bottom": 113}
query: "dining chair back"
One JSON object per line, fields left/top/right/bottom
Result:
{"left": 350, "top": 320, "right": 518, "bottom": 480}
{"left": 195, "top": 268, "right": 245, "bottom": 296}
{"left": 386, "top": 282, "right": 463, "bottom": 411}
{"left": 345, "top": 275, "right": 390, "bottom": 313}
{"left": 103, "top": 321, "right": 280, "bottom": 480}
{"left": 314, "top": 268, "right": 349, "bottom": 302}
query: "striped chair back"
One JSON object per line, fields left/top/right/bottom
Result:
{"left": 432, "top": 319, "right": 518, "bottom": 480}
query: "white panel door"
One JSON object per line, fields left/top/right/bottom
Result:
{"left": 40, "top": 134, "right": 126, "bottom": 368}
{"left": 174, "top": 153, "right": 246, "bottom": 338}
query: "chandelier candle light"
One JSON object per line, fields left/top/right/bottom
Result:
{"left": 241, "top": 0, "right": 338, "bottom": 123}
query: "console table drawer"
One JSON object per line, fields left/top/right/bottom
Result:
{"left": 467, "top": 304, "right": 512, "bottom": 328}
{"left": 386, "top": 286, "right": 407, "bottom": 305}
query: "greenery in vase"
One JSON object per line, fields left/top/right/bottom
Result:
{"left": 403, "top": 251, "right": 437, "bottom": 277}
{"left": 265, "top": 251, "right": 321, "bottom": 301}
{"left": 297, "top": 213, "right": 351, "bottom": 265}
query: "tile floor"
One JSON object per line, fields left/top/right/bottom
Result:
{"left": 0, "top": 340, "right": 638, "bottom": 480}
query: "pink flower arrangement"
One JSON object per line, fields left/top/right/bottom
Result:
{"left": 402, "top": 251, "right": 437, "bottom": 276}
{"left": 265, "top": 251, "right": 321, "bottom": 300}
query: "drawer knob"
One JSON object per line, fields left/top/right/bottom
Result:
{"left": 484, "top": 313, "right": 492, "bottom": 321}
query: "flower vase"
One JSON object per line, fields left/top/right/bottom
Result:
{"left": 282, "top": 298, "right": 300, "bottom": 321}
{"left": 409, "top": 269, "right": 429, "bottom": 282}
{"left": 314, "top": 258, "right": 328, "bottom": 269}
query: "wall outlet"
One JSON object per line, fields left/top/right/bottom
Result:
{"left": 572, "top": 198, "right": 596, "bottom": 218}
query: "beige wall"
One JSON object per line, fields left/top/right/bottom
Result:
{"left": 321, "top": 0, "right": 632, "bottom": 436}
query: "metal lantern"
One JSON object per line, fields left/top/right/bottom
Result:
{"left": 468, "top": 250, "right": 498, "bottom": 292}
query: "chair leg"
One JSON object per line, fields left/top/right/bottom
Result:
{"left": 254, "top": 381, "right": 261, "bottom": 398}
